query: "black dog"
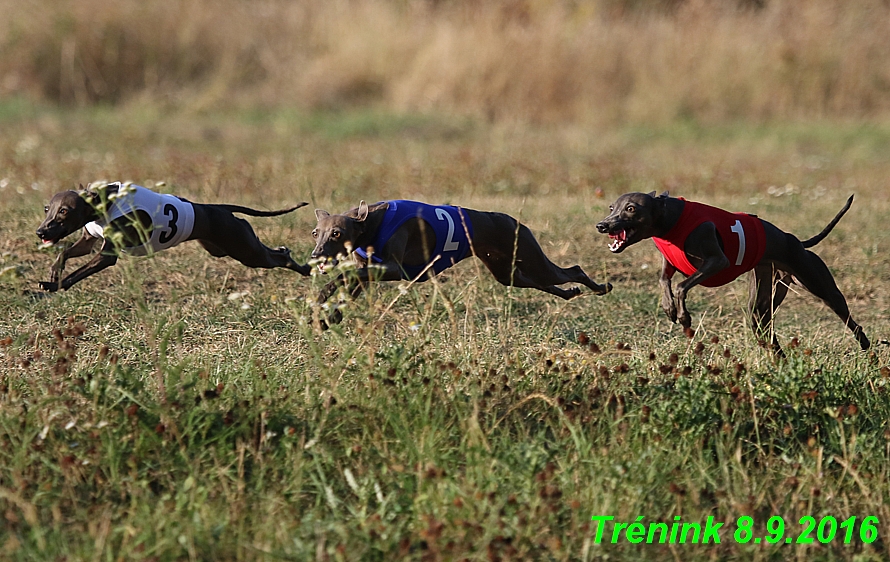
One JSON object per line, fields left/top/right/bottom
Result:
{"left": 596, "top": 191, "right": 869, "bottom": 355}
{"left": 37, "top": 182, "right": 311, "bottom": 291}
{"left": 310, "top": 199, "right": 611, "bottom": 326}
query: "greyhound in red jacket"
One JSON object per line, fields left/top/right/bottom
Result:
{"left": 596, "top": 191, "right": 869, "bottom": 356}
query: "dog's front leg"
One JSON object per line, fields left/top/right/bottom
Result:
{"left": 40, "top": 231, "right": 98, "bottom": 292}
{"left": 673, "top": 224, "right": 730, "bottom": 329}
{"left": 59, "top": 238, "right": 118, "bottom": 290}
{"left": 659, "top": 256, "right": 678, "bottom": 323}
{"left": 317, "top": 277, "right": 345, "bottom": 304}
{"left": 316, "top": 262, "right": 406, "bottom": 329}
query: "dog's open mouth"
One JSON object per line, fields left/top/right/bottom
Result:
{"left": 608, "top": 228, "right": 634, "bottom": 252}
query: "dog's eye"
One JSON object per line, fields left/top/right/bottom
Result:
{"left": 44, "top": 205, "right": 49, "bottom": 213}
{"left": 332, "top": 231, "right": 340, "bottom": 239}
{"left": 625, "top": 204, "right": 635, "bottom": 213}
{"left": 59, "top": 208, "right": 68, "bottom": 216}
{"left": 311, "top": 230, "right": 318, "bottom": 238}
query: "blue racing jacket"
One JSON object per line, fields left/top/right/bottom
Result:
{"left": 354, "top": 200, "right": 474, "bottom": 279}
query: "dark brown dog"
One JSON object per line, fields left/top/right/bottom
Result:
{"left": 310, "top": 200, "right": 611, "bottom": 327}
{"left": 596, "top": 191, "right": 869, "bottom": 355}
{"left": 36, "top": 182, "right": 311, "bottom": 291}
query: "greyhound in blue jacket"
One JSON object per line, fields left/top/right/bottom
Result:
{"left": 310, "top": 200, "right": 611, "bottom": 327}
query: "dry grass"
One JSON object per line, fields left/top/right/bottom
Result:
{"left": 2, "top": 0, "right": 890, "bottom": 123}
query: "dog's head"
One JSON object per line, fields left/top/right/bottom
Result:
{"left": 36, "top": 188, "right": 98, "bottom": 245}
{"left": 596, "top": 191, "right": 667, "bottom": 253}
{"left": 310, "top": 201, "right": 371, "bottom": 272}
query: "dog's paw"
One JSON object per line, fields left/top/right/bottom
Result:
{"left": 315, "top": 309, "right": 344, "bottom": 331}
{"left": 38, "top": 281, "right": 59, "bottom": 292}
{"left": 328, "top": 308, "right": 343, "bottom": 325}
{"left": 594, "top": 282, "right": 612, "bottom": 295}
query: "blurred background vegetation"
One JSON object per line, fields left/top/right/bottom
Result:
{"left": 2, "top": 0, "right": 889, "bottom": 125}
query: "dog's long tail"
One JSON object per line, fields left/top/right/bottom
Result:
{"left": 212, "top": 201, "right": 309, "bottom": 217}
{"left": 801, "top": 194, "right": 854, "bottom": 248}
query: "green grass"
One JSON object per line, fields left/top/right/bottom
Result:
{"left": 1, "top": 107, "right": 890, "bottom": 560}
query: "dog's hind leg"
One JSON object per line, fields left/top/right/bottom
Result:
{"left": 783, "top": 249, "right": 870, "bottom": 350}
{"left": 475, "top": 220, "right": 609, "bottom": 298}
{"left": 199, "top": 215, "right": 310, "bottom": 275}
{"left": 476, "top": 251, "right": 581, "bottom": 300}
{"left": 512, "top": 224, "right": 612, "bottom": 295}
{"left": 748, "top": 265, "right": 791, "bottom": 356}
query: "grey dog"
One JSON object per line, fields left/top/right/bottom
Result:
{"left": 310, "top": 199, "right": 611, "bottom": 327}
{"left": 36, "top": 182, "right": 311, "bottom": 291}
{"left": 596, "top": 191, "right": 869, "bottom": 355}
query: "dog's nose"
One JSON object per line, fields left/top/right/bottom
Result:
{"left": 595, "top": 222, "right": 609, "bottom": 233}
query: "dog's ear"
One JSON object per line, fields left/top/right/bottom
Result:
{"left": 648, "top": 191, "right": 656, "bottom": 197}
{"left": 355, "top": 201, "right": 369, "bottom": 222}
{"left": 654, "top": 194, "right": 667, "bottom": 218}
{"left": 315, "top": 209, "right": 330, "bottom": 221}
{"left": 659, "top": 191, "right": 670, "bottom": 198}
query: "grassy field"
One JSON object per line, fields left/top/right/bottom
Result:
{"left": 1, "top": 101, "right": 890, "bottom": 560}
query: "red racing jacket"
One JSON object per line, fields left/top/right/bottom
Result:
{"left": 652, "top": 200, "right": 766, "bottom": 287}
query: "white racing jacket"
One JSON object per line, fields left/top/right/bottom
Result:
{"left": 85, "top": 183, "right": 195, "bottom": 256}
